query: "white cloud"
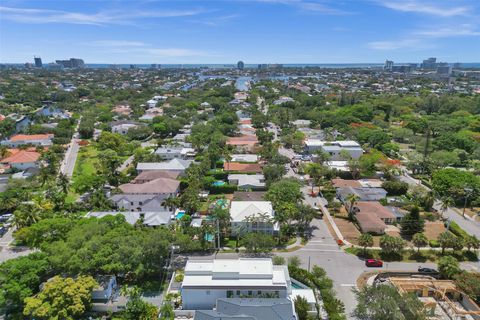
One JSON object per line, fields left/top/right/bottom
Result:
{"left": 415, "top": 24, "right": 480, "bottom": 37}
{"left": 379, "top": 1, "right": 470, "bottom": 17}
{"left": 249, "top": 0, "right": 352, "bottom": 15}
{"left": 91, "top": 40, "right": 148, "bottom": 47}
{"left": 196, "top": 14, "right": 240, "bottom": 26}
{"left": 0, "top": 6, "right": 205, "bottom": 25}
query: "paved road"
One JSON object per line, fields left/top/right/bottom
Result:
{"left": 60, "top": 117, "right": 82, "bottom": 178}
{"left": 117, "top": 155, "right": 134, "bottom": 172}
{"left": 398, "top": 172, "right": 480, "bottom": 237}
{"left": 0, "top": 174, "right": 9, "bottom": 192}
{"left": 0, "top": 228, "right": 35, "bottom": 263}
{"left": 61, "top": 138, "right": 80, "bottom": 178}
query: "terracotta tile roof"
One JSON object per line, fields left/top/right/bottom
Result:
{"left": 331, "top": 178, "right": 362, "bottom": 188}
{"left": 1, "top": 150, "right": 40, "bottom": 163}
{"left": 355, "top": 201, "right": 396, "bottom": 220}
{"left": 9, "top": 134, "right": 53, "bottom": 141}
{"left": 226, "top": 135, "right": 258, "bottom": 145}
{"left": 224, "top": 162, "right": 262, "bottom": 173}
{"left": 240, "top": 119, "right": 252, "bottom": 124}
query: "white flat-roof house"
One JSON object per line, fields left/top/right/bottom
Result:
{"left": 229, "top": 201, "right": 279, "bottom": 234}
{"left": 181, "top": 259, "right": 292, "bottom": 310}
{"left": 136, "top": 158, "right": 193, "bottom": 175}
{"left": 305, "top": 139, "right": 363, "bottom": 160}
{"left": 111, "top": 121, "right": 143, "bottom": 135}
{"left": 228, "top": 174, "right": 266, "bottom": 190}
{"left": 155, "top": 146, "right": 196, "bottom": 160}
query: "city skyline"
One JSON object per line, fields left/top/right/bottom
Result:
{"left": 1, "top": 0, "right": 480, "bottom": 64}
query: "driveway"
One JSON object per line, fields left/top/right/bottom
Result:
{"left": 0, "top": 228, "right": 35, "bottom": 263}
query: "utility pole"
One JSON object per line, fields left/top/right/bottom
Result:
{"left": 217, "top": 218, "right": 221, "bottom": 250}
{"left": 462, "top": 188, "right": 473, "bottom": 218}
{"left": 308, "top": 256, "right": 311, "bottom": 272}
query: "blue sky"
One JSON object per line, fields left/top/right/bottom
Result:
{"left": 1, "top": 0, "right": 479, "bottom": 64}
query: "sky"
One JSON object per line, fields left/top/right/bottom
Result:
{"left": 0, "top": 0, "right": 479, "bottom": 64}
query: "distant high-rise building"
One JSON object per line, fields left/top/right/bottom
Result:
{"left": 55, "top": 58, "right": 85, "bottom": 68}
{"left": 384, "top": 60, "right": 394, "bottom": 71}
{"left": 258, "top": 64, "right": 268, "bottom": 69}
{"left": 34, "top": 56, "right": 43, "bottom": 68}
{"left": 237, "top": 61, "right": 244, "bottom": 70}
{"left": 437, "top": 66, "right": 452, "bottom": 75}
{"left": 421, "top": 57, "right": 437, "bottom": 69}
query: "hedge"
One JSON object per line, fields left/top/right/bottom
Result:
{"left": 429, "top": 240, "right": 440, "bottom": 248}
{"left": 447, "top": 221, "right": 469, "bottom": 239}
{"left": 207, "top": 184, "right": 238, "bottom": 194}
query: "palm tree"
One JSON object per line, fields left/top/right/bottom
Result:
{"left": 0, "top": 146, "right": 10, "bottom": 159}
{"left": 305, "top": 163, "right": 324, "bottom": 194}
{"left": 57, "top": 173, "right": 69, "bottom": 194}
{"left": 345, "top": 194, "right": 360, "bottom": 221}
{"left": 314, "top": 150, "right": 331, "bottom": 165}
{"left": 440, "top": 196, "right": 454, "bottom": 220}
{"left": 164, "top": 196, "right": 179, "bottom": 211}
{"left": 232, "top": 224, "right": 247, "bottom": 250}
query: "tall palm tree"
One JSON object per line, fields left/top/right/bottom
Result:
{"left": 440, "top": 196, "right": 454, "bottom": 220}
{"left": 345, "top": 194, "right": 360, "bottom": 221}
{"left": 57, "top": 173, "right": 69, "bottom": 194}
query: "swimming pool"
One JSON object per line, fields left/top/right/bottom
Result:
{"left": 212, "top": 180, "right": 226, "bottom": 187}
{"left": 292, "top": 282, "right": 303, "bottom": 289}
{"left": 204, "top": 233, "right": 214, "bottom": 241}
{"left": 176, "top": 211, "right": 186, "bottom": 220}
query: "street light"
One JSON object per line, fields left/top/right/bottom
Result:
{"left": 462, "top": 187, "right": 473, "bottom": 218}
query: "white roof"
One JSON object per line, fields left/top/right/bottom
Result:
{"left": 230, "top": 154, "right": 259, "bottom": 162}
{"left": 325, "top": 161, "right": 350, "bottom": 172}
{"left": 229, "top": 201, "right": 273, "bottom": 222}
{"left": 228, "top": 174, "right": 265, "bottom": 188}
{"left": 182, "top": 259, "right": 289, "bottom": 289}
{"left": 291, "top": 289, "right": 316, "bottom": 304}
{"left": 335, "top": 140, "right": 361, "bottom": 147}
{"left": 304, "top": 139, "right": 325, "bottom": 147}
{"left": 137, "top": 158, "right": 192, "bottom": 171}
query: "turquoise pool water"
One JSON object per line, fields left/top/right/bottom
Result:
{"left": 204, "top": 233, "right": 214, "bottom": 241}
{"left": 176, "top": 212, "right": 186, "bottom": 220}
{"left": 291, "top": 282, "right": 303, "bottom": 289}
{"left": 216, "top": 199, "right": 227, "bottom": 206}
{"left": 212, "top": 180, "right": 226, "bottom": 187}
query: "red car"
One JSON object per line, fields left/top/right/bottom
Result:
{"left": 365, "top": 259, "right": 383, "bottom": 267}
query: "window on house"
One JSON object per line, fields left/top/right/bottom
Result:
{"left": 236, "top": 290, "right": 240, "bottom": 296}
{"left": 206, "top": 290, "right": 210, "bottom": 295}
{"left": 257, "top": 291, "right": 261, "bottom": 295}
{"left": 227, "top": 291, "right": 233, "bottom": 298}
{"left": 139, "top": 202, "right": 142, "bottom": 205}
{"left": 248, "top": 291, "right": 252, "bottom": 296}
{"left": 130, "top": 202, "right": 134, "bottom": 205}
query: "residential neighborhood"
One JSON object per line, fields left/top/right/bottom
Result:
{"left": 1, "top": 48, "right": 480, "bottom": 320}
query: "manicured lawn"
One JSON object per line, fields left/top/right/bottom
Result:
{"left": 72, "top": 144, "right": 100, "bottom": 182}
